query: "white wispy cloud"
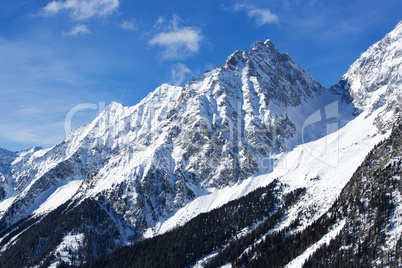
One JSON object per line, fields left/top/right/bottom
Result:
{"left": 169, "top": 63, "right": 193, "bottom": 86}
{"left": 62, "top": 24, "right": 91, "bottom": 36}
{"left": 119, "top": 19, "right": 137, "bottom": 31}
{"left": 231, "top": 4, "right": 279, "bottom": 26}
{"left": 42, "top": 0, "right": 119, "bottom": 20}
{"left": 149, "top": 15, "right": 203, "bottom": 60}
{"left": 0, "top": 36, "right": 110, "bottom": 151}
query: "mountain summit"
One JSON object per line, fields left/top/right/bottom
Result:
{"left": 336, "top": 21, "right": 402, "bottom": 126}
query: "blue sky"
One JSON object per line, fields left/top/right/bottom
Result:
{"left": 0, "top": 0, "right": 401, "bottom": 151}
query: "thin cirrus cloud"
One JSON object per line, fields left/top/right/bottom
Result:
{"left": 41, "top": 0, "right": 120, "bottom": 20}
{"left": 119, "top": 19, "right": 138, "bottom": 31}
{"left": 149, "top": 15, "right": 204, "bottom": 60}
{"left": 62, "top": 24, "right": 91, "bottom": 36}
{"left": 231, "top": 4, "right": 279, "bottom": 26}
{"left": 169, "top": 63, "right": 193, "bottom": 86}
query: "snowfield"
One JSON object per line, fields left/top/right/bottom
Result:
{"left": 144, "top": 106, "right": 389, "bottom": 238}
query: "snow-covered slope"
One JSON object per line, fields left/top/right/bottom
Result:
{"left": 144, "top": 98, "right": 386, "bottom": 238}
{"left": 145, "top": 21, "right": 402, "bottom": 239}
{"left": 0, "top": 20, "right": 401, "bottom": 267}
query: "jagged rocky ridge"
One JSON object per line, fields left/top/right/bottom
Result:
{"left": 0, "top": 40, "right": 325, "bottom": 233}
{"left": 333, "top": 21, "right": 402, "bottom": 129}
{"left": 0, "top": 20, "right": 400, "bottom": 267}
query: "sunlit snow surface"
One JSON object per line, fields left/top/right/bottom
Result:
{"left": 33, "top": 180, "right": 83, "bottom": 216}
{"left": 49, "top": 233, "right": 85, "bottom": 268}
{"left": 144, "top": 107, "right": 388, "bottom": 238}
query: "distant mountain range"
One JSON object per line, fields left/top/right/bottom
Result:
{"left": 0, "top": 20, "right": 401, "bottom": 268}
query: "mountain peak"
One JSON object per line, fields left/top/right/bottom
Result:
{"left": 251, "top": 39, "right": 274, "bottom": 50}
{"left": 338, "top": 19, "right": 402, "bottom": 129}
{"left": 105, "top": 101, "right": 124, "bottom": 111}
{"left": 251, "top": 39, "right": 281, "bottom": 55}
{"left": 223, "top": 39, "right": 284, "bottom": 70}
{"left": 264, "top": 39, "right": 272, "bottom": 45}
{"left": 0, "top": 147, "right": 16, "bottom": 158}
{"left": 222, "top": 39, "right": 307, "bottom": 84}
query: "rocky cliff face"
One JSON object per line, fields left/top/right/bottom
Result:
{"left": 335, "top": 21, "right": 402, "bottom": 130}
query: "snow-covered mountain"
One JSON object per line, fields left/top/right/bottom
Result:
{"left": 0, "top": 39, "right": 326, "bottom": 231}
{"left": 334, "top": 21, "right": 402, "bottom": 130}
{"left": 0, "top": 20, "right": 401, "bottom": 268}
